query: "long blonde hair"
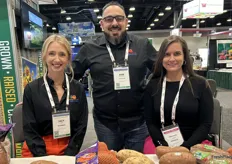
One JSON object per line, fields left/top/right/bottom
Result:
{"left": 41, "top": 34, "right": 74, "bottom": 81}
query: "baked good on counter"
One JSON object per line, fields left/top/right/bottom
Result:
{"left": 30, "top": 160, "right": 57, "bottom": 164}
{"left": 156, "top": 146, "right": 189, "bottom": 159}
{"left": 191, "top": 144, "right": 230, "bottom": 156}
{"left": 159, "top": 152, "right": 196, "bottom": 164}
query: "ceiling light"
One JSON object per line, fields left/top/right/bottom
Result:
{"left": 210, "top": 15, "right": 215, "bottom": 18}
{"left": 150, "top": 23, "right": 155, "bottom": 26}
{"left": 192, "top": 24, "right": 196, "bottom": 27}
{"left": 200, "top": 20, "right": 205, "bottom": 23}
{"left": 158, "top": 12, "right": 164, "bottom": 16}
{"left": 66, "top": 16, "right": 71, "bottom": 20}
{"left": 170, "top": 25, "right": 174, "bottom": 28}
{"left": 227, "top": 18, "right": 232, "bottom": 22}
{"left": 97, "top": 15, "right": 102, "bottom": 19}
{"left": 93, "top": 8, "right": 99, "bottom": 12}
{"left": 182, "top": 17, "right": 186, "bottom": 20}
{"left": 128, "top": 20, "right": 131, "bottom": 23}
{"left": 60, "top": 9, "right": 66, "bottom": 14}
{"left": 154, "top": 18, "right": 159, "bottom": 22}
{"left": 217, "top": 22, "right": 221, "bottom": 26}
{"left": 128, "top": 14, "right": 133, "bottom": 18}
{"left": 126, "top": 27, "right": 128, "bottom": 30}
{"left": 46, "top": 24, "right": 50, "bottom": 27}
{"left": 165, "top": 6, "right": 172, "bottom": 11}
{"left": 129, "top": 7, "right": 135, "bottom": 11}
{"left": 88, "top": 0, "right": 94, "bottom": 1}
{"left": 127, "top": 24, "right": 130, "bottom": 27}
{"left": 52, "top": 27, "right": 56, "bottom": 30}
{"left": 147, "top": 27, "right": 151, "bottom": 30}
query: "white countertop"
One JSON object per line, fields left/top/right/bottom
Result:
{"left": 11, "top": 154, "right": 159, "bottom": 164}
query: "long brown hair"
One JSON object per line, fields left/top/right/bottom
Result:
{"left": 154, "top": 35, "right": 195, "bottom": 78}
{"left": 153, "top": 35, "right": 198, "bottom": 95}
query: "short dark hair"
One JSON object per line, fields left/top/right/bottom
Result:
{"left": 102, "top": 1, "right": 125, "bottom": 16}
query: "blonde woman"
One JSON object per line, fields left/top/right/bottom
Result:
{"left": 22, "top": 34, "right": 88, "bottom": 157}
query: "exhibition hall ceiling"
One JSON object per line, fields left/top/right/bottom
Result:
{"left": 39, "top": 0, "right": 232, "bottom": 32}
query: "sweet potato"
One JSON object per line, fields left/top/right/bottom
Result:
{"left": 159, "top": 152, "right": 196, "bottom": 164}
{"left": 98, "top": 151, "right": 119, "bottom": 164}
{"left": 116, "top": 149, "right": 154, "bottom": 164}
{"left": 98, "top": 142, "right": 109, "bottom": 152}
{"left": 156, "top": 146, "right": 189, "bottom": 159}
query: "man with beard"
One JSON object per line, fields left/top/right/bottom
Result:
{"left": 72, "top": 1, "right": 157, "bottom": 152}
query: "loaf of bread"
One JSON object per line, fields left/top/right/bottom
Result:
{"left": 159, "top": 152, "right": 196, "bottom": 164}
{"left": 116, "top": 149, "right": 154, "bottom": 164}
{"left": 191, "top": 149, "right": 232, "bottom": 164}
{"left": 30, "top": 160, "right": 57, "bottom": 164}
{"left": 191, "top": 144, "right": 230, "bottom": 156}
{"left": 156, "top": 146, "right": 189, "bottom": 159}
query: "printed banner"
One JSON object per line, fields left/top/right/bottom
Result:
{"left": 38, "top": 51, "right": 43, "bottom": 77}
{"left": 0, "top": 0, "right": 20, "bottom": 157}
{"left": 58, "top": 22, "right": 95, "bottom": 38}
{"left": 22, "top": 57, "right": 37, "bottom": 88}
{"left": 217, "top": 40, "right": 232, "bottom": 64}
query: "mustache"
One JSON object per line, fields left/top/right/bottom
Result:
{"left": 109, "top": 26, "right": 121, "bottom": 30}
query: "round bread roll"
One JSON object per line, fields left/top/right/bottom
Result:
{"left": 123, "top": 157, "right": 152, "bottom": 164}
{"left": 30, "top": 160, "right": 57, "bottom": 164}
{"left": 159, "top": 152, "right": 196, "bottom": 164}
{"left": 156, "top": 146, "right": 189, "bottom": 159}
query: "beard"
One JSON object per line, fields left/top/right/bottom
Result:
{"left": 104, "top": 26, "right": 127, "bottom": 45}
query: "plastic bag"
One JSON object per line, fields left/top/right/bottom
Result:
{"left": 0, "top": 124, "right": 13, "bottom": 142}
{"left": 76, "top": 142, "right": 98, "bottom": 164}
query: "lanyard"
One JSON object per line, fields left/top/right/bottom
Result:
{"left": 160, "top": 75, "right": 185, "bottom": 128}
{"left": 106, "top": 41, "right": 130, "bottom": 67}
{"left": 43, "top": 73, "right": 70, "bottom": 113}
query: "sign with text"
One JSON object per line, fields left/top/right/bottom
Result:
{"left": 0, "top": 0, "right": 20, "bottom": 156}
{"left": 183, "top": 0, "right": 224, "bottom": 19}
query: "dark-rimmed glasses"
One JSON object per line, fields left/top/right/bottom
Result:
{"left": 102, "top": 15, "right": 125, "bottom": 23}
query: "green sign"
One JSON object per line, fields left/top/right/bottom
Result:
{"left": 0, "top": 0, "right": 19, "bottom": 156}
{"left": 38, "top": 51, "right": 43, "bottom": 77}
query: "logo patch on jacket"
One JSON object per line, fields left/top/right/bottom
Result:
{"left": 69, "top": 95, "right": 79, "bottom": 103}
{"left": 128, "top": 49, "right": 137, "bottom": 56}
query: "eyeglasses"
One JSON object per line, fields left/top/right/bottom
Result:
{"left": 102, "top": 15, "right": 125, "bottom": 23}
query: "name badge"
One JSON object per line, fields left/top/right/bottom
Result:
{"left": 161, "top": 124, "right": 184, "bottom": 147}
{"left": 113, "top": 66, "right": 131, "bottom": 90}
{"left": 52, "top": 112, "right": 71, "bottom": 139}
